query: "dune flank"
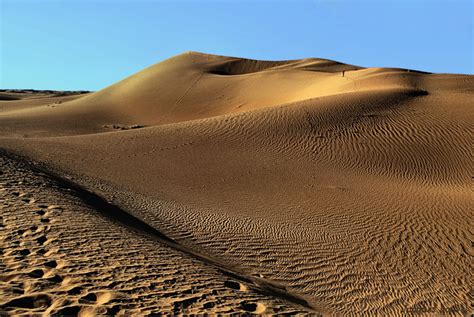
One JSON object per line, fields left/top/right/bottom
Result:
{"left": 0, "top": 52, "right": 473, "bottom": 315}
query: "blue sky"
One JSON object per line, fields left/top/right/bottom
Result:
{"left": 1, "top": 0, "right": 472, "bottom": 90}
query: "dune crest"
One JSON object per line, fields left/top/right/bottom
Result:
{"left": 1, "top": 52, "right": 433, "bottom": 136}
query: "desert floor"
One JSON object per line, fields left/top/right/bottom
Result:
{"left": 0, "top": 52, "right": 472, "bottom": 315}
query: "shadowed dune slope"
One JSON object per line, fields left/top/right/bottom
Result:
{"left": 0, "top": 52, "right": 473, "bottom": 315}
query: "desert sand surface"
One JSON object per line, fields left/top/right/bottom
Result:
{"left": 0, "top": 51, "right": 472, "bottom": 315}
{"left": 0, "top": 151, "right": 309, "bottom": 315}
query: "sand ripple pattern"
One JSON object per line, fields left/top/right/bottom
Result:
{"left": 0, "top": 154, "right": 312, "bottom": 315}
{"left": 100, "top": 88, "right": 473, "bottom": 315}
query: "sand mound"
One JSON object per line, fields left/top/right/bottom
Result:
{"left": 1, "top": 52, "right": 427, "bottom": 136}
{"left": 0, "top": 52, "right": 472, "bottom": 315}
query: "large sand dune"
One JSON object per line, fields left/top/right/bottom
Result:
{"left": 1, "top": 52, "right": 472, "bottom": 315}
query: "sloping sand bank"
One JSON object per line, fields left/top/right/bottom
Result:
{"left": 0, "top": 151, "right": 312, "bottom": 315}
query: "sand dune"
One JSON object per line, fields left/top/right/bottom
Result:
{"left": 0, "top": 52, "right": 473, "bottom": 315}
{"left": 0, "top": 52, "right": 429, "bottom": 136}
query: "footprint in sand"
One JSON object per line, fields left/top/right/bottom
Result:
{"left": 78, "top": 291, "right": 116, "bottom": 316}
{"left": 43, "top": 260, "right": 59, "bottom": 269}
{"left": 17, "top": 248, "right": 30, "bottom": 257}
{"left": 40, "top": 217, "right": 50, "bottom": 223}
{"left": 86, "top": 292, "right": 110, "bottom": 302}
{"left": 21, "top": 197, "right": 36, "bottom": 204}
{"left": 35, "top": 209, "right": 46, "bottom": 216}
{"left": 66, "top": 286, "right": 84, "bottom": 295}
{"left": 240, "top": 301, "right": 266, "bottom": 314}
{"left": 27, "top": 268, "right": 45, "bottom": 279}
{"left": 46, "top": 274, "right": 64, "bottom": 284}
{"left": 36, "top": 235, "right": 49, "bottom": 246}
{"left": 1, "top": 294, "right": 52, "bottom": 310}
{"left": 224, "top": 280, "right": 248, "bottom": 291}
{"left": 79, "top": 292, "right": 100, "bottom": 303}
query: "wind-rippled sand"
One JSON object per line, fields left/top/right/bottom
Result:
{"left": 1, "top": 52, "right": 472, "bottom": 315}
{"left": 0, "top": 153, "right": 310, "bottom": 315}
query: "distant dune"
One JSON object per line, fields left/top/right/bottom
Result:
{"left": 1, "top": 52, "right": 472, "bottom": 315}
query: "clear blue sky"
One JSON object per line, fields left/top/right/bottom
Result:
{"left": 1, "top": 0, "right": 472, "bottom": 90}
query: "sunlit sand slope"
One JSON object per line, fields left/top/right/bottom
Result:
{"left": 0, "top": 52, "right": 472, "bottom": 315}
